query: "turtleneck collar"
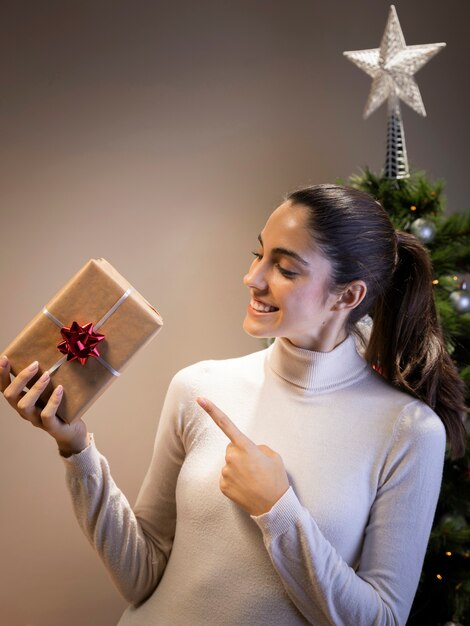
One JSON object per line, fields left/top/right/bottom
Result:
{"left": 267, "top": 335, "right": 369, "bottom": 393}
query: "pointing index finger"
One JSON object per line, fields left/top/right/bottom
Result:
{"left": 196, "top": 396, "right": 254, "bottom": 449}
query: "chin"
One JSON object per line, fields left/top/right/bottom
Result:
{"left": 242, "top": 317, "right": 276, "bottom": 339}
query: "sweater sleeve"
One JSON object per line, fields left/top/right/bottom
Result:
{"left": 251, "top": 400, "right": 447, "bottom": 626}
{"left": 63, "top": 369, "right": 188, "bottom": 606}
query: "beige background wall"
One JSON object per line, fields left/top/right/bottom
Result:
{"left": 1, "top": 1, "right": 468, "bottom": 625}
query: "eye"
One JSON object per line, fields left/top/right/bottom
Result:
{"left": 276, "top": 264, "right": 298, "bottom": 278}
{"left": 251, "top": 251, "right": 298, "bottom": 278}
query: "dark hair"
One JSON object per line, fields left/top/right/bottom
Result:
{"left": 287, "top": 183, "right": 467, "bottom": 459}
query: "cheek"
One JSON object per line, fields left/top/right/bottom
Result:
{"left": 283, "top": 285, "right": 325, "bottom": 315}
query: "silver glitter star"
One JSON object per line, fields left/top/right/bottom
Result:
{"left": 343, "top": 5, "right": 446, "bottom": 119}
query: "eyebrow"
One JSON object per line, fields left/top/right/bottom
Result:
{"left": 258, "top": 234, "right": 310, "bottom": 266}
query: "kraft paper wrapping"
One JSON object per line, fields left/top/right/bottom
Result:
{"left": 2, "top": 258, "right": 163, "bottom": 423}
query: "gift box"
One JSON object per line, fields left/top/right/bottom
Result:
{"left": 2, "top": 258, "right": 163, "bottom": 423}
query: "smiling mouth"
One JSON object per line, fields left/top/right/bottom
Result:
{"left": 250, "top": 298, "right": 279, "bottom": 313}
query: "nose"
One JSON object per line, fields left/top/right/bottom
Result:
{"left": 243, "top": 258, "right": 268, "bottom": 291}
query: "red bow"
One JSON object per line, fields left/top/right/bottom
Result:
{"left": 58, "top": 321, "right": 105, "bottom": 366}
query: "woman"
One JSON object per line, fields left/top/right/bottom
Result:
{"left": 1, "top": 184, "right": 467, "bottom": 625}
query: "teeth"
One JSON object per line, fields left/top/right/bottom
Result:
{"left": 251, "top": 299, "right": 277, "bottom": 313}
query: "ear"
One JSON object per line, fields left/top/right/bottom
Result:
{"left": 333, "top": 281, "right": 367, "bottom": 311}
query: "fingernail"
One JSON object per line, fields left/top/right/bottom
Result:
{"left": 28, "top": 361, "right": 39, "bottom": 371}
{"left": 55, "top": 385, "right": 63, "bottom": 395}
{"left": 39, "top": 371, "right": 50, "bottom": 383}
{"left": 197, "top": 396, "right": 207, "bottom": 408}
{"left": 0, "top": 355, "right": 8, "bottom": 367}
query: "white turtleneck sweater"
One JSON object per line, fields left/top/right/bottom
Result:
{"left": 63, "top": 336, "right": 446, "bottom": 626}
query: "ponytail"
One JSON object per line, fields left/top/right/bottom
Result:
{"left": 365, "top": 231, "right": 467, "bottom": 459}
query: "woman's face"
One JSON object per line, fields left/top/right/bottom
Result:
{"left": 242, "top": 200, "right": 347, "bottom": 351}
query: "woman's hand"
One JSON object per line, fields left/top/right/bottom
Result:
{"left": 196, "top": 396, "right": 289, "bottom": 516}
{"left": 0, "top": 356, "right": 90, "bottom": 457}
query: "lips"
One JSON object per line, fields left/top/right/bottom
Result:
{"left": 250, "top": 297, "right": 279, "bottom": 313}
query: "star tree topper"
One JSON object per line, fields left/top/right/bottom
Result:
{"left": 343, "top": 5, "right": 446, "bottom": 178}
{"left": 343, "top": 4, "right": 445, "bottom": 119}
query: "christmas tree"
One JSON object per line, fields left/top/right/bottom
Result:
{"left": 343, "top": 6, "right": 470, "bottom": 624}
{"left": 348, "top": 169, "right": 470, "bottom": 626}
